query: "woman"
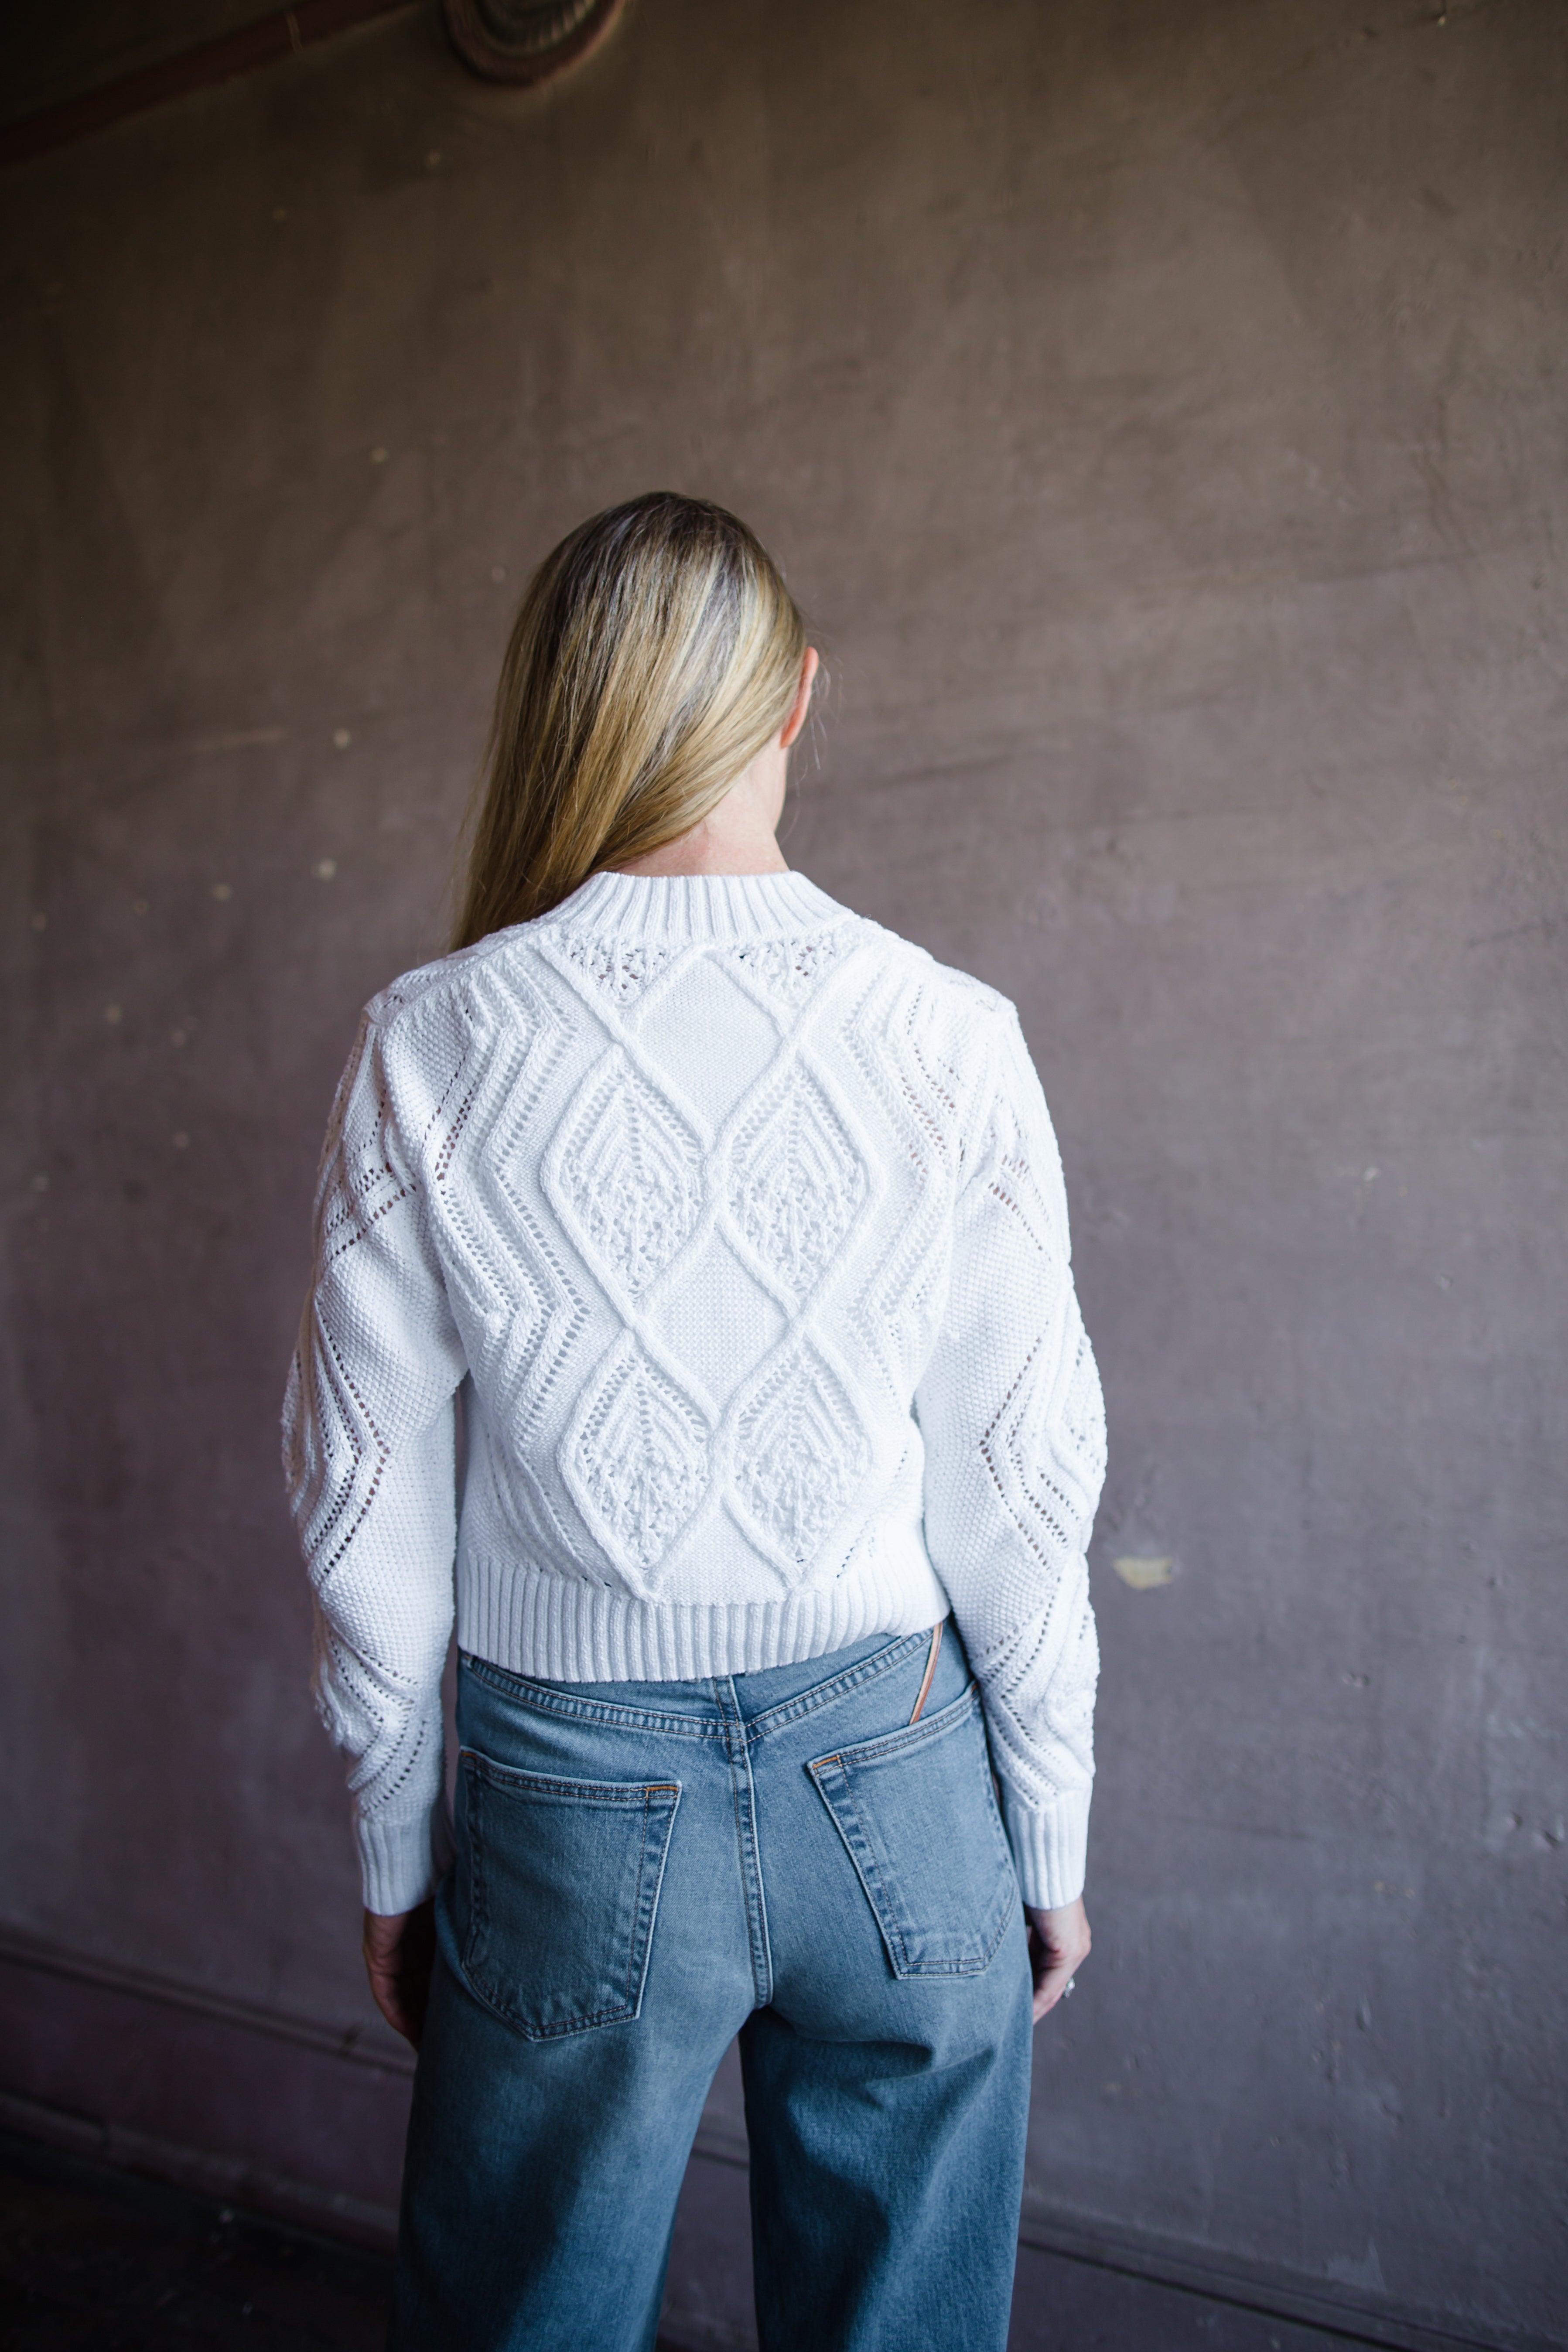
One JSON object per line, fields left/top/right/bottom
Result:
{"left": 283, "top": 493, "right": 1105, "bottom": 2352}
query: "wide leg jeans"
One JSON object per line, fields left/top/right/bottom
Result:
{"left": 389, "top": 1621, "right": 1034, "bottom": 2352}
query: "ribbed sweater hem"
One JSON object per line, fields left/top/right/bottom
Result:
{"left": 356, "top": 1567, "right": 1093, "bottom": 1914}
{"left": 1000, "top": 1780, "right": 1092, "bottom": 1911}
{"left": 455, "top": 1551, "right": 952, "bottom": 1683}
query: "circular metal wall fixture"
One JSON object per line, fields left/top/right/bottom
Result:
{"left": 442, "top": 0, "right": 627, "bottom": 85}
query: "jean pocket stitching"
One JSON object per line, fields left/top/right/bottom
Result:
{"left": 464, "top": 1793, "right": 679, "bottom": 2037}
{"left": 807, "top": 1693, "right": 1014, "bottom": 1980}
{"left": 462, "top": 1750, "right": 681, "bottom": 1804}
{"left": 806, "top": 1678, "right": 983, "bottom": 1777}
{"left": 807, "top": 1754, "right": 913, "bottom": 1974}
{"left": 626, "top": 1793, "right": 654, "bottom": 2011}
{"left": 457, "top": 1756, "right": 681, "bottom": 2039}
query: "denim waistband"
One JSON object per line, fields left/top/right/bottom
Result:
{"left": 459, "top": 1619, "right": 951, "bottom": 1748}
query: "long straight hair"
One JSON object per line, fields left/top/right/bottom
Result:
{"left": 452, "top": 494, "right": 807, "bottom": 946}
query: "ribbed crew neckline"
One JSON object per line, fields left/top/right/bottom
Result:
{"left": 548, "top": 868, "right": 847, "bottom": 944}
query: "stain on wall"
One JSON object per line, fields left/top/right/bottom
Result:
{"left": 1, "top": 0, "right": 1564, "bottom": 2340}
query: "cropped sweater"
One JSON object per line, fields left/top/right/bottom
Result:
{"left": 282, "top": 870, "right": 1106, "bottom": 1916}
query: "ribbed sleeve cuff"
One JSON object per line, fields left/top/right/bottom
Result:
{"left": 355, "top": 1789, "right": 454, "bottom": 1917}
{"left": 1001, "top": 1780, "right": 1092, "bottom": 1910}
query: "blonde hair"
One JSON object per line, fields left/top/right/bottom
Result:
{"left": 452, "top": 493, "right": 807, "bottom": 946}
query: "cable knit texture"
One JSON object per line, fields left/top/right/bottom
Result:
{"left": 283, "top": 871, "right": 1106, "bottom": 1915}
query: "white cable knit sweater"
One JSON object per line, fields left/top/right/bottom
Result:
{"left": 283, "top": 870, "right": 1106, "bottom": 1916}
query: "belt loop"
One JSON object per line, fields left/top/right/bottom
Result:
{"left": 908, "top": 1619, "right": 943, "bottom": 1725}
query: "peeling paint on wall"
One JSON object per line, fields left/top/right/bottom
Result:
{"left": 1113, "top": 1556, "right": 1175, "bottom": 1591}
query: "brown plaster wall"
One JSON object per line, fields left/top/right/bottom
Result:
{"left": 2, "top": 1, "right": 1564, "bottom": 2339}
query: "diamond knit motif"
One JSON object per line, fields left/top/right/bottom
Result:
{"left": 438, "top": 992, "right": 588, "bottom": 1434}
{"left": 559, "top": 933, "right": 676, "bottom": 1006}
{"left": 727, "top": 1065, "right": 866, "bottom": 1305}
{"left": 1056, "top": 1317, "right": 1108, "bottom": 1494}
{"left": 854, "top": 1192, "right": 948, "bottom": 1396}
{"left": 552, "top": 1055, "right": 704, "bottom": 1301}
{"left": 567, "top": 1338, "right": 711, "bottom": 1573}
{"left": 727, "top": 930, "right": 844, "bottom": 1004}
{"left": 470, "top": 1197, "right": 585, "bottom": 1446}
{"left": 733, "top": 1342, "right": 870, "bottom": 1565}
{"left": 982, "top": 1300, "right": 1106, "bottom": 1569}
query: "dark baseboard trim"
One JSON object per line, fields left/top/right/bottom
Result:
{"left": 1013, "top": 2205, "right": 1557, "bottom": 2352}
{"left": 0, "top": 0, "right": 419, "bottom": 170}
{"left": 0, "top": 1923, "right": 413, "bottom": 2077}
{"left": 0, "top": 2087, "right": 400, "bottom": 2247}
{"left": 0, "top": 1923, "right": 412, "bottom": 2238}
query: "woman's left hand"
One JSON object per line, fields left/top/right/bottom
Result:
{"left": 1025, "top": 1897, "right": 1090, "bottom": 2023}
{"left": 362, "top": 1899, "right": 437, "bottom": 2048}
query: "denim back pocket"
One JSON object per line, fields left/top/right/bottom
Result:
{"left": 807, "top": 1683, "right": 1015, "bottom": 1978}
{"left": 454, "top": 1749, "right": 681, "bottom": 2040}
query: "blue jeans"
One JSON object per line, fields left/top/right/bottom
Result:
{"left": 389, "top": 1622, "right": 1033, "bottom": 2352}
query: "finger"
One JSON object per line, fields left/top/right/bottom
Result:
{"left": 364, "top": 1956, "right": 420, "bottom": 2048}
{"left": 378, "top": 1981, "right": 421, "bottom": 2047}
{"left": 1033, "top": 1961, "right": 1072, "bottom": 2020}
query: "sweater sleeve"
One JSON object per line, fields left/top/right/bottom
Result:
{"left": 915, "top": 1001, "right": 1107, "bottom": 1909}
{"left": 281, "top": 1010, "right": 468, "bottom": 1915}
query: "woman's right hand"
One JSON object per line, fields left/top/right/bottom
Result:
{"left": 363, "top": 1899, "right": 437, "bottom": 2048}
{"left": 1025, "top": 1898, "right": 1090, "bottom": 2023}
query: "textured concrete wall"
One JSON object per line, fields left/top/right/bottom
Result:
{"left": 2, "top": 1, "right": 1564, "bottom": 2341}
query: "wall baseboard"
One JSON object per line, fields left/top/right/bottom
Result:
{"left": 1011, "top": 2202, "right": 1559, "bottom": 2352}
{"left": 0, "top": 1922, "right": 414, "bottom": 2075}
{"left": 0, "top": 1924, "right": 411, "bottom": 2246}
{"left": 0, "top": 2087, "right": 400, "bottom": 2246}
{"left": 1, "top": 1925, "right": 1558, "bottom": 2352}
